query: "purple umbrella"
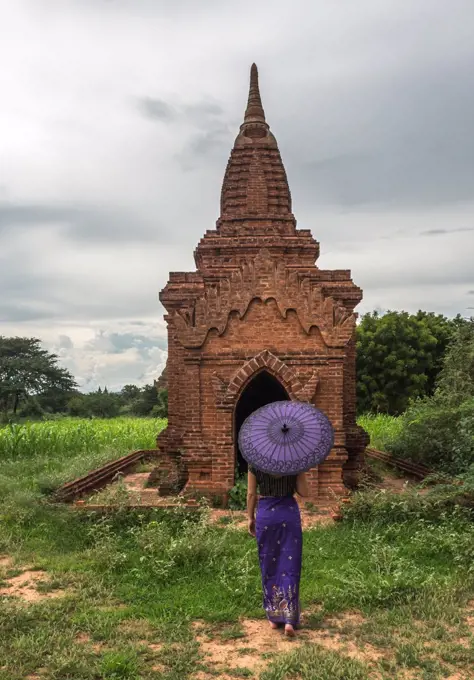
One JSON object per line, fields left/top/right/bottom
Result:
{"left": 238, "top": 401, "right": 334, "bottom": 475}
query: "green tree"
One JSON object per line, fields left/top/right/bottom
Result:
{"left": 356, "top": 311, "right": 460, "bottom": 415}
{"left": 414, "top": 311, "right": 466, "bottom": 390}
{"left": 37, "top": 387, "right": 79, "bottom": 414}
{"left": 86, "top": 390, "right": 120, "bottom": 418}
{"left": 151, "top": 388, "right": 168, "bottom": 418}
{"left": 120, "top": 384, "right": 141, "bottom": 404}
{"left": 129, "top": 384, "right": 159, "bottom": 416}
{"left": 67, "top": 395, "right": 90, "bottom": 418}
{"left": 435, "top": 318, "right": 474, "bottom": 404}
{"left": 0, "top": 337, "right": 77, "bottom": 417}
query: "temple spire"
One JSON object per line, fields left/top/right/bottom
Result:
{"left": 218, "top": 63, "right": 293, "bottom": 222}
{"left": 243, "top": 63, "right": 266, "bottom": 125}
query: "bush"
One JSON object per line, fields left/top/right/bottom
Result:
{"left": 18, "top": 397, "right": 45, "bottom": 419}
{"left": 83, "top": 502, "right": 260, "bottom": 600}
{"left": 228, "top": 475, "right": 248, "bottom": 510}
{"left": 342, "top": 481, "right": 474, "bottom": 525}
{"left": 386, "top": 397, "right": 474, "bottom": 475}
{"left": 435, "top": 318, "right": 474, "bottom": 404}
{"left": 368, "top": 320, "right": 474, "bottom": 476}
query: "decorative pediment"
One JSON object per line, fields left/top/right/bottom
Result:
{"left": 214, "top": 350, "right": 319, "bottom": 408}
{"left": 173, "top": 249, "right": 355, "bottom": 349}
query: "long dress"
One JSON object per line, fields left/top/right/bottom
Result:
{"left": 251, "top": 466, "right": 303, "bottom": 626}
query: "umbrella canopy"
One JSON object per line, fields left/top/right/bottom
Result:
{"left": 238, "top": 400, "right": 334, "bottom": 475}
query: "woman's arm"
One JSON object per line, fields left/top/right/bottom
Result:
{"left": 247, "top": 469, "right": 257, "bottom": 536}
{"left": 296, "top": 472, "right": 309, "bottom": 498}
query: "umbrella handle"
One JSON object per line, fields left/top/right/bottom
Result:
{"left": 281, "top": 424, "right": 289, "bottom": 434}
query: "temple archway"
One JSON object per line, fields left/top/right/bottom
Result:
{"left": 234, "top": 370, "right": 290, "bottom": 477}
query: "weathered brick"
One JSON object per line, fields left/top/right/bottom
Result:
{"left": 150, "top": 64, "right": 368, "bottom": 505}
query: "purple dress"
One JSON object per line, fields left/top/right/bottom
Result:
{"left": 252, "top": 467, "right": 302, "bottom": 625}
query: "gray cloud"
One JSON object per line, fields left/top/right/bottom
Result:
{"left": 0, "top": 202, "right": 160, "bottom": 243}
{"left": 0, "top": 304, "right": 58, "bottom": 323}
{"left": 2, "top": 0, "right": 474, "bottom": 389}
{"left": 420, "top": 228, "right": 474, "bottom": 236}
{"left": 138, "top": 97, "right": 225, "bottom": 127}
{"left": 189, "top": 130, "right": 226, "bottom": 156}
{"left": 139, "top": 98, "right": 176, "bottom": 122}
{"left": 58, "top": 335, "right": 74, "bottom": 349}
{"left": 283, "top": 32, "right": 474, "bottom": 209}
{"left": 137, "top": 95, "right": 232, "bottom": 169}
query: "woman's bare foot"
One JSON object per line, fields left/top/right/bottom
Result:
{"left": 284, "top": 624, "right": 296, "bottom": 637}
{"left": 269, "top": 621, "right": 279, "bottom": 629}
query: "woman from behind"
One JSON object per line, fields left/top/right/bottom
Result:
{"left": 247, "top": 466, "right": 309, "bottom": 637}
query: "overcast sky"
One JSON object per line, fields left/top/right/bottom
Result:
{"left": 1, "top": 0, "right": 473, "bottom": 392}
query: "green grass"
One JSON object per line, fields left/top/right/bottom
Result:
{"left": 0, "top": 417, "right": 473, "bottom": 679}
{"left": 0, "top": 417, "right": 166, "bottom": 501}
{"left": 357, "top": 413, "right": 403, "bottom": 451}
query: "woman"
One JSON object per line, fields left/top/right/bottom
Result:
{"left": 247, "top": 465, "right": 309, "bottom": 637}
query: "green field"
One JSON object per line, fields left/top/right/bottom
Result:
{"left": 0, "top": 417, "right": 473, "bottom": 679}
{"left": 0, "top": 417, "right": 166, "bottom": 503}
{"left": 357, "top": 413, "right": 403, "bottom": 451}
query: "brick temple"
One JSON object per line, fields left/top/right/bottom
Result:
{"left": 151, "top": 64, "right": 368, "bottom": 504}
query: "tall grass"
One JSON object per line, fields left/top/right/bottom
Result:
{"left": 357, "top": 412, "right": 403, "bottom": 451}
{"left": 0, "top": 417, "right": 166, "bottom": 501}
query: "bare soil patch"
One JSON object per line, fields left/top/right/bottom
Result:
{"left": 74, "top": 632, "right": 106, "bottom": 653}
{"left": 0, "top": 568, "right": 66, "bottom": 602}
{"left": 193, "top": 614, "right": 383, "bottom": 677}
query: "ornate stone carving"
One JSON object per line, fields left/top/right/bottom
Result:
{"left": 173, "top": 249, "right": 355, "bottom": 349}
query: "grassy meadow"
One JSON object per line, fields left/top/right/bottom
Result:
{"left": 0, "top": 417, "right": 166, "bottom": 503}
{"left": 0, "top": 416, "right": 473, "bottom": 679}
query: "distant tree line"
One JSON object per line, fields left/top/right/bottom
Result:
{"left": 66, "top": 384, "right": 168, "bottom": 419}
{"left": 0, "top": 336, "right": 167, "bottom": 421}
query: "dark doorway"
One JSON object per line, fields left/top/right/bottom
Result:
{"left": 234, "top": 370, "right": 289, "bottom": 477}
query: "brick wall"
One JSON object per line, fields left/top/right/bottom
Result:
{"left": 150, "top": 64, "right": 367, "bottom": 505}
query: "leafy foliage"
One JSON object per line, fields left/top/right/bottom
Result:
{"left": 64, "top": 385, "right": 168, "bottom": 419}
{"left": 342, "top": 479, "right": 474, "bottom": 525}
{"left": 434, "top": 317, "right": 474, "bottom": 404}
{"left": 0, "top": 335, "right": 168, "bottom": 422}
{"left": 356, "top": 311, "right": 464, "bottom": 415}
{"left": 376, "top": 320, "right": 474, "bottom": 475}
{"left": 388, "top": 397, "right": 474, "bottom": 474}
{"left": 0, "top": 336, "right": 77, "bottom": 418}
{"left": 228, "top": 474, "right": 248, "bottom": 510}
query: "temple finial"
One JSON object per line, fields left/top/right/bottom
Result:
{"left": 244, "top": 63, "right": 266, "bottom": 124}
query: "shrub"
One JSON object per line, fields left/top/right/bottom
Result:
{"left": 387, "top": 397, "right": 474, "bottom": 475}
{"left": 228, "top": 475, "right": 248, "bottom": 510}
{"left": 342, "top": 482, "right": 474, "bottom": 525}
